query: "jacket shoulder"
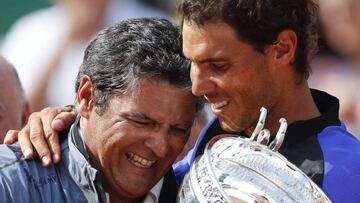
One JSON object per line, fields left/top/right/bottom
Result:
{"left": 0, "top": 144, "right": 24, "bottom": 169}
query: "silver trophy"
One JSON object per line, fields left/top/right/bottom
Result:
{"left": 178, "top": 107, "right": 332, "bottom": 203}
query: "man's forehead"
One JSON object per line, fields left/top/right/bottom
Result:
{"left": 124, "top": 110, "right": 194, "bottom": 126}
{"left": 0, "top": 78, "right": 15, "bottom": 100}
{"left": 114, "top": 79, "right": 194, "bottom": 105}
{"left": 136, "top": 79, "right": 184, "bottom": 92}
{"left": 0, "top": 66, "right": 21, "bottom": 93}
{"left": 182, "top": 32, "right": 229, "bottom": 63}
{"left": 182, "top": 21, "right": 253, "bottom": 64}
{"left": 182, "top": 19, "right": 237, "bottom": 36}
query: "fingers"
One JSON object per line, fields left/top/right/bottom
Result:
{"left": 51, "top": 105, "right": 77, "bottom": 131}
{"left": 46, "top": 129, "right": 61, "bottom": 164}
{"left": 40, "top": 107, "right": 63, "bottom": 164}
{"left": 3, "top": 130, "right": 20, "bottom": 145}
{"left": 27, "top": 112, "right": 52, "bottom": 167}
{"left": 8, "top": 105, "right": 76, "bottom": 167}
{"left": 36, "top": 105, "right": 76, "bottom": 165}
{"left": 17, "top": 125, "right": 34, "bottom": 160}
{"left": 49, "top": 105, "right": 77, "bottom": 164}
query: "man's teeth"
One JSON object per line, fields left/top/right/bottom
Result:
{"left": 127, "top": 152, "right": 156, "bottom": 168}
{"left": 212, "top": 101, "right": 229, "bottom": 109}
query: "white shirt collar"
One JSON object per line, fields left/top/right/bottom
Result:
{"left": 142, "top": 178, "right": 164, "bottom": 203}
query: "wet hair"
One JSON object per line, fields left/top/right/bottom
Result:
{"left": 179, "top": 0, "right": 320, "bottom": 77}
{"left": 75, "top": 18, "right": 203, "bottom": 114}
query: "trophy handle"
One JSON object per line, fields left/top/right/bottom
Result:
{"left": 250, "top": 107, "right": 267, "bottom": 141}
{"left": 257, "top": 129, "right": 270, "bottom": 145}
{"left": 269, "top": 118, "right": 287, "bottom": 151}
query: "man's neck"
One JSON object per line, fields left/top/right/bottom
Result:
{"left": 104, "top": 184, "right": 140, "bottom": 203}
{"left": 261, "top": 83, "right": 320, "bottom": 136}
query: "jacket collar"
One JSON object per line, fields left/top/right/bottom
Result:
{"left": 281, "top": 89, "right": 340, "bottom": 146}
{"left": 66, "top": 116, "right": 107, "bottom": 203}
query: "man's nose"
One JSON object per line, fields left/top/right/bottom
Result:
{"left": 190, "top": 64, "right": 214, "bottom": 96}
{"left": 143, "top": 130, "right": 170, "bottom": 158}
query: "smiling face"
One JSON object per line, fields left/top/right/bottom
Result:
{"left": 80, "top": 78, "right": 197, "bottom": 200}
{"left": 183, "top": 20, "right": 282, "bottom": 132}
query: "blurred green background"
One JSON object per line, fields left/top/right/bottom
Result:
{"left": 0, "top": 0, "right": 174, "bottom": 39}
{"left": 0, "top": 0, "right": 50, "bottom": 38}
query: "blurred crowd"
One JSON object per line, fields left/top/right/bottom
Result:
{"left": 0, "top": 0, "right": 173, "bottom": 112}
{"left": 310, "top": 0, "right": 360, "bottom": 136}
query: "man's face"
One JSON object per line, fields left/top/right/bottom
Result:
{"left": 0, "top": 71, "right": 23, "bottom": 143}
{"left": 82, "top": 79, "right": 197, "bottom": 199}
{"left": 183, "top": 20, "right": 281, "bottom": 132}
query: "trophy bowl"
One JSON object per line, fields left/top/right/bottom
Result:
{"left": 177, "top": 108, "right": 331, "bottom": 203}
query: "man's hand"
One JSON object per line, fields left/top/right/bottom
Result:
{"left": 4, "top": 105, "right": 77, "bottom": 167}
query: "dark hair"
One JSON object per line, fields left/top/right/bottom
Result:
{"left": 75, "top": 18, "right": 202, "bottom": 114}
{"left": 179, "top": 0, "right": 319, "bottom": 77}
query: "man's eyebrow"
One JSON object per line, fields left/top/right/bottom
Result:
{"left": 173, "top": 121, "right": 193, "bottom": 129}
{"left": 123, "top": 112, "right": 193, "bottom": 128}
{"left": 122, "top": 112, "right": 156, "bottom": 122}
{"left": 197, "top": 56, "right": 228, "bottom": 64}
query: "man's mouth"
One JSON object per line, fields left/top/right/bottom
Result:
{"left": 211, "top": 100, "right": 229, "bottom": 110}
{"left": 126, "top": 152, "right": 156, "bottom": 168}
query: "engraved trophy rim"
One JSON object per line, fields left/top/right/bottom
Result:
{"left": 177, "top": 107, "right": 332, "bottom": 203}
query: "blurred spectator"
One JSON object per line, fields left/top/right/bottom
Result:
{"left": 319, "top": 0, "right": 360, "bottom": 65}
{"left": 310, "top": 0, "right": 360, "bottom": 136}
{"left": 0, "top": 56, "right": 29, "bottom": 143}
{"left": 1, "top": 0, "right": 169, "bottom": 112}
{"left": 139, "top": 0, "right": 177, "bottom": 16}
{"left": 310, "top": 57, "right": 359, "bottom": 135}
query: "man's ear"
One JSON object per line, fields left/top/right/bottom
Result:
{"left": 270, "top": 30, "right": 297, "bottom": 66}
{"left": 76, "top": 75, "right": 94, "bottom": 118}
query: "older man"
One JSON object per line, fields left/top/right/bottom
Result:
{"left": 0, "top": 56, "right": 29, "bottom": 143}
{"left": 0, "top": 18, "right": 201, "bottom": 202}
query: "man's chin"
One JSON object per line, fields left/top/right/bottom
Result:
{"left": 112, "top": 178, "right": 154, "bottom": 198}
{"left": 116, "top": 185, "right": 151, "bottom": 199}
{"left": 219, "top": 119, "right": 244, "bottom": 133}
